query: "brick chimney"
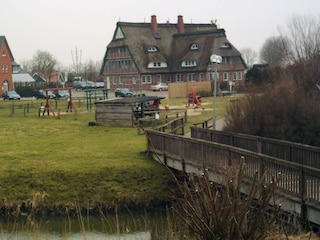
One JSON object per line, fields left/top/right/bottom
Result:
{"left": 177, "top": 15, "right": 185, "bottom": 33}
{"left": 151, "top": 15, "right": 158, "bottom": 34}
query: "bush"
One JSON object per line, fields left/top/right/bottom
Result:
{"left": 224, "top": 80, "right": 320, "bottom": 146}
{"left": 15, "top": 86, "right": 35, "bottom": 97}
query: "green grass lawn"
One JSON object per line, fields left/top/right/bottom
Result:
{"left": 0, "top": 96, "right": 234, "bottom": 214}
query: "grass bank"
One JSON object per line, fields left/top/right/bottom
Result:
{"left": 0, "top": 95, "right": 233, "bottom": 216}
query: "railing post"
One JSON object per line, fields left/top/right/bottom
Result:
{"left": 257, "top": 137, "right": 262, "bottom": 154}
{"left": 299, "top": 168, "right": 308, "bottom": 230}
{"left": 259, "top": 155, "right": 265, "bottom": 183}
{"left": 181, "top": 118, "right": 184, "bottom": 135}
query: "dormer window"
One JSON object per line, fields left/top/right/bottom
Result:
{"left": 147, "top": 61, "right": 167, "bottom": 68}
{"left": 190, "top": 43, "right": 199, "bottom": 50}
{"left": 147, "top": 46, "right": 158, "bottom": 52}
{"left": 220, "top": 42, "right": 232, "bottom": 49}
{"left": 2, "top": 51, "right": 6, "bottom": 57}
{"left": 181, "top": 60, "right": 197, "bottom": 67}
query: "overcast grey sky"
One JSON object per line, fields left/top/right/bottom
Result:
{"left": 1, "top": 0, "right": 319, "bottom": 68}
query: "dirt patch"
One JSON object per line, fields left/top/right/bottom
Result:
{"left": 160, "top": 102, "right": 211, "bottom": 116}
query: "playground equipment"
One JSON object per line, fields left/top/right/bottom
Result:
{"left": 40, "top": 87, "right": 76, "bottom": 116}
{"left": 84, "top": 88, "right": 109, "bottom": 111}
{"left": 186, "top": 87, "right": 201, "bottom": 108}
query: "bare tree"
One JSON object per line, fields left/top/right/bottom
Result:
{"left": 71, "top": 47, "right": 82, "bottom": 77}
{"left": 31, "top": 50, "right": 57, "bottom": 73}
{"left": 259, "top": 36, "right": 290, "bottom": 67}
{"left": 281, "top": 14, "right": 320, "bottom": 93}
{"left": 19, "top": 59, "right": 32, "bottom": 73}
{"left": 82, "top": 59, "right": 102, "bottom": 81}
{"left": 23, "top": 50, "right": 58, "bottom": 83}
{"left": 283, "top": 14, "right": 320, "bottom": 62}
{"left": 240, "top": 48, "right": 257, "bottom": 68}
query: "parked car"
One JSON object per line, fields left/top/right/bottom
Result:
{"left": 73, "top": 81, "right": 87, "bottom": 90}
{"left": 86, "top": 81, "right": 96, "bottom": 89}
{"left": 54, "top": 90, "right": 70, "bottom": 99}
{"left": 95, "top": 81, "right": 105, "bottom": 88}
{"left": 2, "top": 90, "right": 21, "bottom": 100}
{"left": 34, "top": 89, "right": 55, "bottom": 99}
{"left": 114, "top": 88, "right": 133, "bottom": 97}
{"left": 150, "top": 82, "right": 168, "bottom": 91}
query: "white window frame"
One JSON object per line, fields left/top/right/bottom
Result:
{"left": 187, "top": 73, "right": 195, "bottom": 82}
{"left": 223, "top": 72, "right": 229, "bottom": 81}
{"left": 181, "top": 60, "right": 197, "bottom": 67}
{"left": 210, "top": 72, "right": 219, "bottom": 81}
{"left": 141, "top": 75, "right": 152, "bottom": 84}
{"left": 190, "top": 43, "right": 199, "bottom": 50}
{"left": 166, "top": 74, "right": 172, "bottom": 83}
{"left": 147, "top": 46, "right": 158, "bottom": 52}
{"left": 175, "top": 74, "right": 182, "bottom": 82}
{"left": 112, "top": 76, "right": 117, "bottom": 84}
{"left": 156, "top": 74, "right": 162, "bottom": 83}
{"left": 237, "top": 71, "right": 242, "bottom": 80}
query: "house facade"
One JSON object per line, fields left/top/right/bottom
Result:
{"left": 32, "top": 71, "right": 66, "bottom": 87}
{"left": 0, "top": 36, "right": 14, "bottom": 95}
{"left": 100, "top": 15, "right": 246, "bottom": 91}
{"left": 12, "top": 61, "right": 35, "bottom": 87}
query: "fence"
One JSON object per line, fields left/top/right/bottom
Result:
{"left": 168, "top": 81, "right": 211, "bottom": 98}
{"left": 137, "top": 109, "right": 187, "bottom": 135}
{"left": 7, "top": 103, "right": 30, "bottom": 116}
{"left": 145, "top": 129, "right": 320, "bottom": 225}
{"left": 190, "top": 127, "right": 320, "bottom": 169}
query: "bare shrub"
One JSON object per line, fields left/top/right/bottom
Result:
{"left": 171, "top": 161, "right": 285, "bottom": 240}
{"left": 224, "top": 79, "right": 320, "bottom": 146}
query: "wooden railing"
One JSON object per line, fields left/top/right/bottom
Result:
{"left": 136, "top": 109, "right": 187, "bottom": 135}
{"left": 191, "top": 127, "right": 320, "bottom": 169}
{"left": 192, "top": 118, "right": 212, "bottom": 128}
{"left": 145, "top": 130, "right": 320, "bottom": 222}
{"left": 161, "top": 109, "right": 187, "bottom": 124}
{"left": 138, "top": 117, "right": 185, "bottom": 135}
{"left": 153, "top": 117, "right": 185, "bottom": 135}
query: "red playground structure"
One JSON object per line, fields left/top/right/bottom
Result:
{"left": 41, "top": 87, "right": 76, "bottom": 116}
{"left": 186, "top": 87, "right": 201, "bottom": 108}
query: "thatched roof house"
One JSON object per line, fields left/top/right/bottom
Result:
{"left": 101, "top": 15, "right": 246, "bottom": 91}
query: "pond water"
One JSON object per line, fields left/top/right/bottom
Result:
{"left": 0, "top": 208, "right": 170, "bottom": 239}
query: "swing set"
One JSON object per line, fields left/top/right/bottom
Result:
{"left": 40, "top": 87, "right": 76, "bottom": 117}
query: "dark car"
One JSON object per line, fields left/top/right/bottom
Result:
{"left": 34, "top": 89, "right": 55, "bottom": 99}
{"left": 95, "top": 81, "right": 105, "bottom": 88}
{"left": 2, "top": 90, "right": 21, "bottom": 100}
{"left": 54, "top": 90, "right": 70, "bottom": 99}
{"left": 73, "top": 81, "right": 87, "bottom": 90}
{"left": 114, "top": 88, "right": 133, "bottom": 97}
{"left": 86, "top": 81, "right": 96, "bottom": 89}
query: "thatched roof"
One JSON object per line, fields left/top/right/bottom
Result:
{"left": 102, "top": 17, "right": 243, "bottom": 74}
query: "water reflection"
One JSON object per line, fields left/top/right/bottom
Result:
{"left": 0, "top": 231, "right": 151, "bottom": 240}
{"left": 0, "top": 208, "right": 167, "bottom": 239}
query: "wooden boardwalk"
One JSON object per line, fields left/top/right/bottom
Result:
{"left": 145, "top": 129, "right": 320, "bottom": 227}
